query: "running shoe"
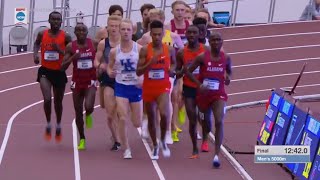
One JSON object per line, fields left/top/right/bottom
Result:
{"left": 165, "top": 131, "right": 173, "bottom": 144}
{"left": 111, "top": 142, "right": 121, "bottom": 151}
{"left": 171, "top": 130, "right": 179, "bottom": 142}
{"left": 85, "top": 114, "right": 93, "bottom": 129}
{"left": 151, "top": 146, "right": 159, "bottom": 160}
{"left": 160, "top": 141, "right": 171, "bottom": 158}
{"left": 141, "top": 120, "right": 149, "bottom": 139}
{"left": 201, "top": 141, "right": 209, "bottom": 152}
{"left": 212, "top": 155, "right": 221, "bottom": 168}
{"left": 178, "top": 107, "right": 186, "bottom": 125}
{"left": 78, "top": 139, "right": 86, "bottom": 150}
{"left": 44, "top": 124, "right": 51, "bottom": 141}
{"left": 55, "top": 125, "right": 62, "bottom": 142}
{"left": 189, "top": 150, "right": 199, "bottom": 159}
{"left": 123, "top": 149, "right": 132, "bottom": 159}
{"left": 197, "top": 131, "right": 202, "bottom": 140}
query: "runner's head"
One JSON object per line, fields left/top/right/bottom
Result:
{"left": 171, "top": 1, "right": 187, "bottom": 21}
{"left": 48, "top": 11, "right": 62, "bottom": 31}
{"left": 150, "top": 20, "right": 164, "bottom": 46}
{"left": 120, "top": 19, "right": 133, "bottom": 41}
{"left": 140, "top": 4, "right": 156, "bottom": 23}
{"left": 74, "top": 23, "right": 88, "bottom": 42}
{"left": 209, "top": 32, "right": 223, "bottom": 51}
{"left": 186, "top": 25, "right": 199, "bottom": 45}
{"left": 148, "top": 9, "right": 165, "bottom": 24}
{"left": 184, "top": 5, "right": 194, "bottom": 21}
{"left": 192, "top": 17, "right": 207, "bottom": 40}
{"left": 107, "top": 15, "right": 121, "bottom": 37}
{"left": 109, "top": 5, "right": 124, "bottom": 18}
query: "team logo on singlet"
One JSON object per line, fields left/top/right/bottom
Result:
{"left": 120, "top": 59, "right": 135, "bottom": 71}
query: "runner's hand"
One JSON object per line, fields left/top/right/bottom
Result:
{"left": 225, "top": 75, "right": 231, "bottom": 85}
{"left": 34, "top": 54, "right": 40, "bottom": 64}
{"left": 199, "top": 83, "right": 209, "bottom": 92}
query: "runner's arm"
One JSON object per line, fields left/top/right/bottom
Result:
{"left": 175, "top": 48, "right": 184, "bottom": 79}
{"left": 136, "top": 46, "right": 154, "bottom": 76}
{"left": 60, "top": 43, "right": 74, "bottom": 71}
{"left": 107, "top": 48, "right": 117, "bottom": 78}
{"left": 33, "top": 31, "right": 43, "bottom": 64}
{"left": 185, "top": 53, "right": 204, "bottom": 87}
{"left": 172, "top": 32, "right": 184, "bottom": 49}
{"left": 225, "top": 54, "right": 232, "bottom": 85}
{"left": 94, "top": 40, "right": 107, "bottom": 71}
{"left": 169, "top": 46, "right": 177, "bottom": 78}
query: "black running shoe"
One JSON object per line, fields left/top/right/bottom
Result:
{"left": 55, "top": 125, "right": 62, "bottom": 142}
{"left": 110, "top": 142, "right": 121, "bottom": 151}
{"left": 44, "top": 124, "right": 51, "bottom": 141}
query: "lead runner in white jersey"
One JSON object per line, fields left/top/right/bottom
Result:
{"left": 107, "top": 19, "right": 143, "bottom": 159}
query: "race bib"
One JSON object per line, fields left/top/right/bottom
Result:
{"left": 203, "top": 78, "right": 220, "bottom": 90}
{"left": 148, "top": 69, "right": 165, "bottom": 79}
{"left": 77, "top": 59, "right": 93, "bottom": 69}
{"left": 121, "top": 72, "right": 137, "bottom": 81}
{"left": 44, "top": 51, "right": 59, "bottom": 61}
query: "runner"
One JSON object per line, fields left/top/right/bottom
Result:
{"left": 185, "top": 32, "right": 232, "bottom": 167}
{"left": 108, "top": 19, "right": 143, "bottom": 159}
{"left": 132, "top": 3, "right": 155, "bottom": 41}
{"left": 33, "top": 11, "right": 72, "bottom": 142}
{"left": 95, "top": 5, "right": 124, "bottom": 41}
{"left": 176, "top": 25, "right": 207, "bottom": 158}
{"left": 60, "top": 23, "right": 98, "bottom": 150}
{"left": 169, "top": 0, "right": 190, "bottom": 44}
{"left": 94, "top": 15, "right": 122, "bottom": 151}
{"left": 137, "top": 8, "right": 184, "bottom": 144}
{"left": 136, "top": 20, "right": 176, "bottom": 160}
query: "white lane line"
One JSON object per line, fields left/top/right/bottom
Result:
{"left": 229, "top": 44, "right": 320, "bottom": 55}
{"left": 211, "top": 20, "right": 320, "bottom": 30}
{"left": 0, "top": 65, "right": 40, "bottom": 75}
{"left": 232, "top": 70, "right": 320, "bottom": 82}
{"left": 229, "top": 83, "right": 320, "bottom": 96}
{"left": 233, "top": 57, "right": 320, "bottom": 68}
{"left": 0, "top": 75, "right": 72, "bottom": 94}
{"left": 71, "top": 105, "right": 100, "bottom": 180}
{"left": 0, "top": 52, "right": 33, "bottom": 59}
{"left": 225, "top": 31, "right": 320, "bottom": 42}
{"left": 71, "top": 106, "right": 165, "bottom": 180}
{"left": 0, "top": 92, "right": 72, "bottom": 165}
{"left": 208, "top": 134, "right": 253, "bottom": 180}
{"left": 136, "top": 128, "right": 166, "bottom": 180}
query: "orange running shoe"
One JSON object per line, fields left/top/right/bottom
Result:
{"left": 44, "top": 124, "right": 51, "bottom": 141}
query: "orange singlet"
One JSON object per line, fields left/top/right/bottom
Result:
{"left": 142, "top": 43, "right": 171, "bottom": 102}
{"left": 182, "top": 44, "right": 206, "bottom": 88}
{"left": 40, "top": 29, "right": 66, "bottom": 70}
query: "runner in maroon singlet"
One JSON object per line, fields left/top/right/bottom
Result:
{"left": 61, "top": 23, "right": 98, "bottom": 150}
{"left": 185, "top": 32, "right": 232, "bottom": 168}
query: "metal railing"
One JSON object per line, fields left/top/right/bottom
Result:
{"left": 0, "top": 0, "right": 313, "bottom": 56}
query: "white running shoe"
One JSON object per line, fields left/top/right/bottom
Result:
{"left": 197, "top": 131, "right": 202, "bottom": 140}
{"left": 165, "top": 131, "right": 173, "bottom": 144}
{"left": 213, "top": 155, "right": 221, "bottom": 168}
{"left": 151, "top": 146, "right": 159, "bottom": 160}
{"left": 141, "top": 120, "right": 149, "bottom": 139}
{"left": 123, "top": 149, "right": 132, "bottom": 159}
{"left": 160, "top": 141, "right": 171, "bottom": 158}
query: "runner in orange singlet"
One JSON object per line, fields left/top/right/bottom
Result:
{"left": 176, "top": 25, "right": 207, "bottom": 159}
{"left": 33, "top": 11, "right": 72, "bottom": 142}
{"left": 136, "top": 20, "right": 176, "bottom": 160}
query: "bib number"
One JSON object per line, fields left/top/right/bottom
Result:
{"left": 44, "top": 51, "right": 59, "bottom": 61}
{"left": 148, "top": 69, "right": 165, "bottom": 80}
{"left": 203, "top": 79, "right": 220, "bottom": 90}
{"left": 122, "top": 72, "right": 137, "bottom": 81}
{"left": 77, "top": 59, "right": 93, "bottom": 69}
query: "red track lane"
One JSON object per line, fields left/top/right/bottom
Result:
{"left": 0, "top": 53, "right": 35, "bottom": 72}
{"left": 223, "top": 33, "right": 320, "bottom": 53}
{"left": 1, "top": 21, "right": 320, "bottom": 180}
{"left": 230, "top": 47, "right": 320, "bottom": 65}
{"left": 214, "top": 21, "right": 320, "bottom": 39}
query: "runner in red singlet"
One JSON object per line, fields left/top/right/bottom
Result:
{"left": 61, "top": 23, "right": 98, "bottom": 150}
{"left": 185, "top": 32, "right": 232, "bottom": 168}
{"left": 33, "top": 11, "right": 72, "bottom": 142}
{"left": 136, "top": 20, "right": 176, "bottom": 160}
